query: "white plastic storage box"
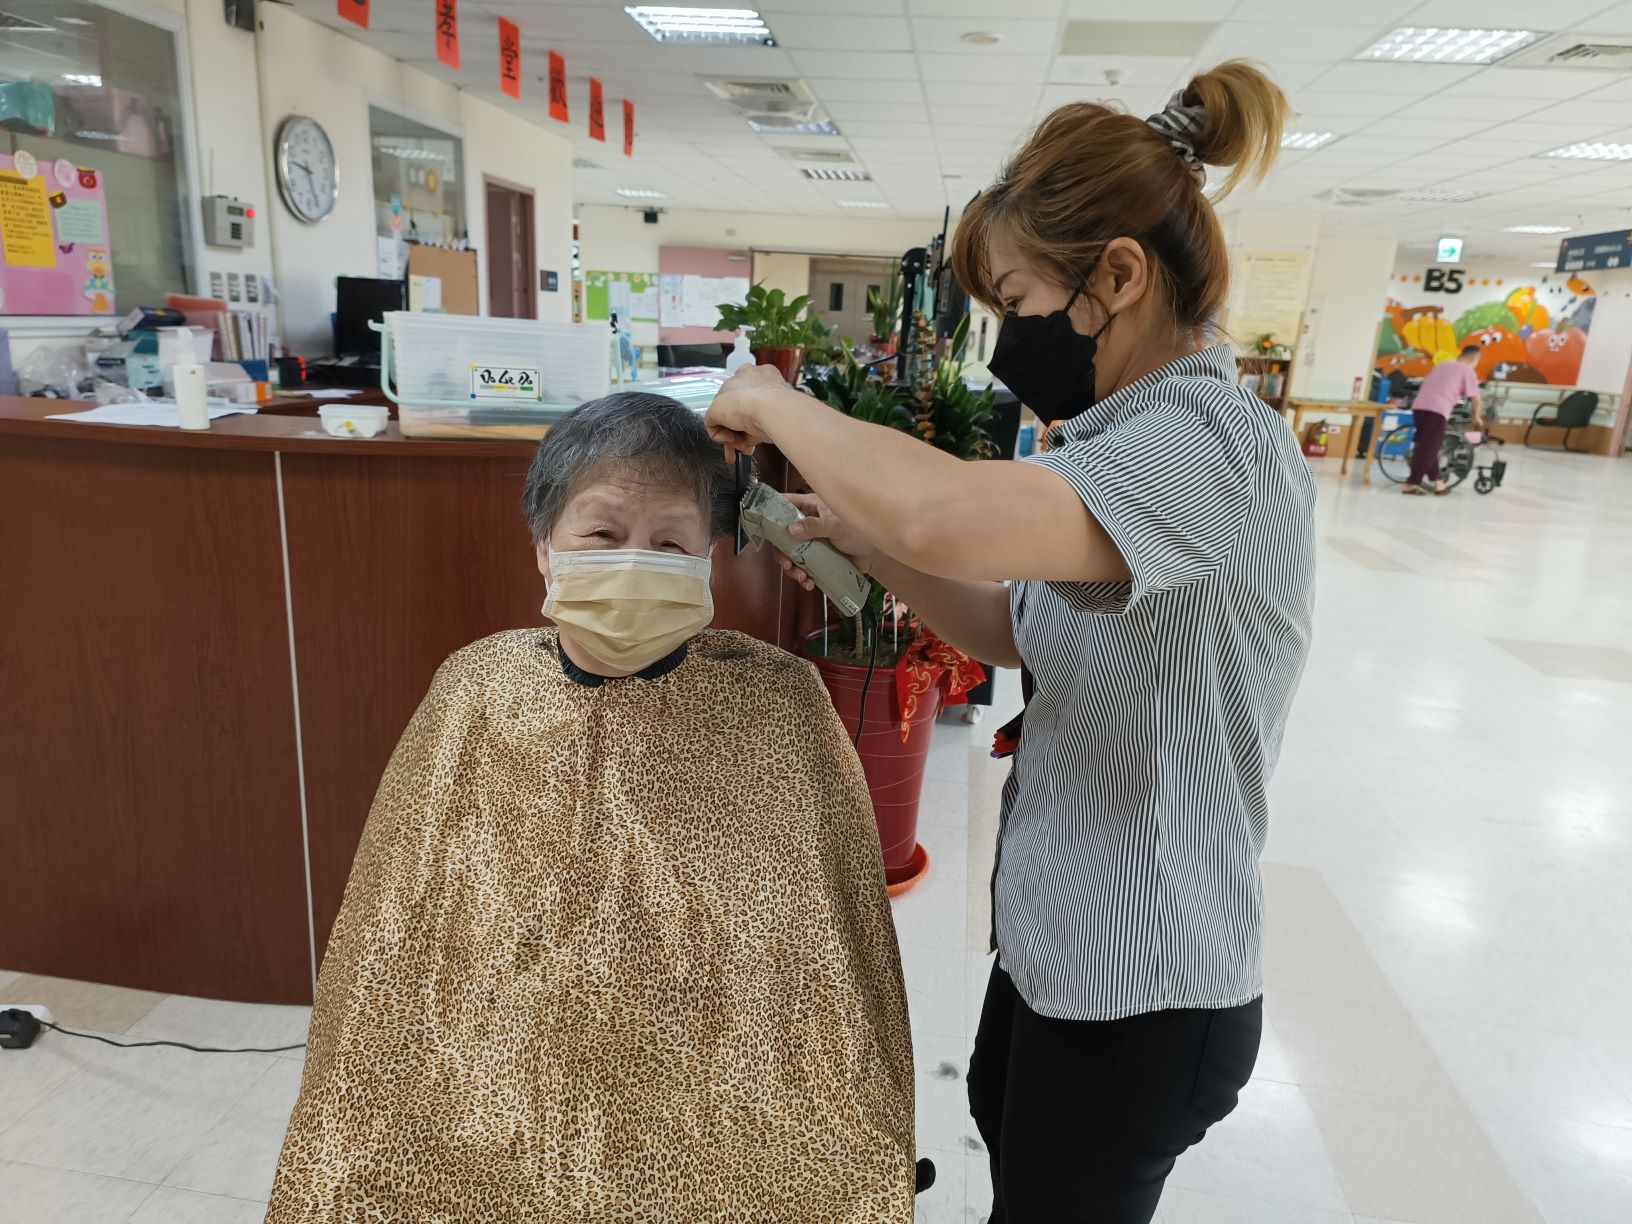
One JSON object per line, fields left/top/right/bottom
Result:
{"left": 376, "top": 312, "right": 612, "bottom": 439}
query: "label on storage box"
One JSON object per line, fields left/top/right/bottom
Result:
{"left": 470, "top": 364, "right": 542, "bottom": 401}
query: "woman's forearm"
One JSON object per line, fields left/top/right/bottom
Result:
{"left": 870, "top": 555, "right": 1020, "bottom": 669}
{"left": 755, "top": 393, "right": 1126, "bottom": 584}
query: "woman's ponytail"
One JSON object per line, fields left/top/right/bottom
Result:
{"left": 1186, "top": 60, "right": 1291, "bottom": 198}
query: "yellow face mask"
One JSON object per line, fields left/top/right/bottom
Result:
{"left": 543, "top": 547, "right": 713, "bottom": 673}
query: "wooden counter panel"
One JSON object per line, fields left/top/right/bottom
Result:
{"left": 279, "top": 451, "right": 545, "bottom": 958}
{"left": 0, "top": 436, "right": 313, "bottom": 1002}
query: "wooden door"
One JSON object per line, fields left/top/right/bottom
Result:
{"left": 485, "top": 180, "right": 536, "bottom": 319}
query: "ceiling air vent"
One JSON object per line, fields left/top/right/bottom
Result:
{"left": 1314, "top": 187, "right": 1401, "bottom": 207}
{"left": 573, "top": 158, "right": 603, "bottom": 171}
{"left": 778, "top": 148, "right": 855, "bottom": 164}
{"left": 0, "top": 10, "right": 56, "bottom": 30}
{"left": 1508, "top": 34, "right": 1632, "bottom": 70}
{"left": 702, "top": 76, "right": 816, "bottom": 116}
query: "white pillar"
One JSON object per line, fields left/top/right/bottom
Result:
{"left": 1292, "top": 237, "right": 1399, "bottom": 401}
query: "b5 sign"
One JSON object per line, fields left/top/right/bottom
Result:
{"left": 1423, "top": 268, "right": 1465, "bottom": 293}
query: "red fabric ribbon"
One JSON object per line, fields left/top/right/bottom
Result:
{"left": 893, "top": 625, "right": 985, "bottom": 743}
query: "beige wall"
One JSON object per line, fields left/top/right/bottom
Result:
{"left": 751, "top": 252, "right": 812, "bottom": 304}
{"left": 1293, "top": 238, "right": 1398, "bottom": 402}
{"left": 256, "top": 5, "right": 574, "bottom": 353}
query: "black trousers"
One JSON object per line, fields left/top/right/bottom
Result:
{"left": 1408, "top": 409, "right": 1448, "bottom": 485}
{"left": 968, "top": 963, "right": 1262, "bottom": 1224}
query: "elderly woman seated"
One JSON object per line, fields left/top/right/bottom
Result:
{"left": 266, "top": 392, "right": 915, "bottom": 1223}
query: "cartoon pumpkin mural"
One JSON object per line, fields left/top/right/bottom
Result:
{"left": 1464, "top": 325, "right": 1527, "bottom": 379}
{"left": 1527, "top": 327, "right": 1586, "bottom": 385}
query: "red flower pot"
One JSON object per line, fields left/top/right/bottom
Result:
{"left": 804, "top": 632, "right": 939, "bottom": 891}
{"left": 753, "top": 346, "right": 804, "bottom": 384}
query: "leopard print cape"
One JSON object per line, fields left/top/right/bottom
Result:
{"left": 265, "top": 629, "right": 915, "bottom": 1222}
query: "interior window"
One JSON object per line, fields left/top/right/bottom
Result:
{"left": 0, "top": 0, "right": 197, "bottom": 313}
{"left": 369, "top": 106, "right": 467, "bottom": 253}
{"left": 828, "top": 280, "right": 843, "bottom": 312}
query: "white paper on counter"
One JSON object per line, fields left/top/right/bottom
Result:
{"left": 301, "top": 388, "right": 359, "bottom": 399}
{"left": 48, "top": 400, "right": 254, "bottom": 427}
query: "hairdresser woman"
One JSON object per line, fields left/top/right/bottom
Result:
{"left": 705, "top": 61, "right": 1315, "bottom": 1223}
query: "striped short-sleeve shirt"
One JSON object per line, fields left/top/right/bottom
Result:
{"left": 997, "top": 345, "right": 1316, "bottom": 1022}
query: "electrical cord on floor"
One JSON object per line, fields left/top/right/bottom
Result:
{"left": 39, "top": 1018, "right": 306, "bottom": 1055}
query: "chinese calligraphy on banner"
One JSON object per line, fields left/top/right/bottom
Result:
{"left": 623, "top": 99, "right": 635, "bottom": 157}
{"left": 337, "top": 0, "right": 369, "bottom": 28}
{"left": 498, "top": 17, "right": 521, "bottom": 100}
{"left": 435, "top": 0, "right": 459, "bottom": 70}
{"left": 589, "top": 79, "right": 606, "bottom": 142}
{"left": 548, "top": 51, "right": 568, "bottom": 122}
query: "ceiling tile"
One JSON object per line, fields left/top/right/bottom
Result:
{"left": 788, "top": 50, "right": 919, "bottom": 78}
{"left": 757, "top": 0, "right": 908, "bottom": 12}
{"left": 1226, "top": 0, "right": 1417, "bottom": 20}
{"left": 1067, "top": 0, "right": 1263, "bottom": 16}
{"left": 1403, "top": 0, "right": 1606, "bottom": 25}
{"left": 1287, "top": 91, "right": 1410, "bottom": 118}
{"left": 1200, "top": 22, "right": 1382, "bottom": 62}
{"left": 913, "top": 0, "right": 1066, "bottom": 14}
{"left": 1049, "top": 55, "right": 1190, "bottom": 87}
{"left": 923, "top": 80, "right": 1043, "bottom": 107}
{"left": 767, "top": 14, "right": 913, "bottom": 51}
{"left": 1441, "top": 68, "right": 1609, "bottom": 100}
{"left": 919, "top": 52, "right": 1052, "bottom": 82}
{"left": 806, "top": 78, "right": 927, "bottom": 104}
{"left": 1304, "top": 62, "right": 1480, "bottom": 95}
{"left": 909, "top": 19, "right": 1061, "bottom": 56}
{"left": 824, "top": 100, "right": 932, "bottom": 123}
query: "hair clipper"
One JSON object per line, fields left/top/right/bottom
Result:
{"left": 735, "top": 456, "right": 871, "bottom": 619}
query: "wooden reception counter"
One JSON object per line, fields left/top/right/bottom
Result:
{"left": 0, "top": 397, "right": 806, "bottom": 1005}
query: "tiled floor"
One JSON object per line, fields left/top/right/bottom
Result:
{"left": 3, "top": 444, "right": 1630, "bottom": 1222}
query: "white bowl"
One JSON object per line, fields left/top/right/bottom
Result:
{"left": 318, "top": 403, "right": 388, "bottom": 438}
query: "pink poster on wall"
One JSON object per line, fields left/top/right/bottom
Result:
{"left": 0, "top": 153, "right": 114, "bottom": 316}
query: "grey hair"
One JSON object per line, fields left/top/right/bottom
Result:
{"left": 522, "top": 392, "right": 737, "bottom": 544}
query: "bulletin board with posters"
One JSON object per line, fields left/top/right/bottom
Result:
{"left": 0, "top": 153, "right": 115, "bottom": 316}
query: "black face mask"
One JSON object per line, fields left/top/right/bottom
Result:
{"left": 988, "top": 288, "right": 1113, "bottom": 423}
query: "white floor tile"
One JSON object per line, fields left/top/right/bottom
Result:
{"left": 0, "top": 1159, "right": 157, "bottom": 1222}
{"left": 912, "top": 1146, "right": 968, "bottom": 1224}
{"left": 162, "top": 1057, "right": 304, "bottom": 1201}
{"left": 1159, "top": 1186, "right": 1352, "bottom": 1223}
{"left": 1, "top": 1042, "right": 274, "bottom": 1183}
{"left": 128, "top": 1186, "right": 270, "bottom": 1224}
{"left": 1482, "top": 1115, "right": 1632, "bottom": 1224}
{"left": 1167, "top": 1080, "right": 1349, "bottom": 1213}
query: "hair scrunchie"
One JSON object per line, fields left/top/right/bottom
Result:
{"left": 1145, "top": 91, "right": 1208, "bottom": 187}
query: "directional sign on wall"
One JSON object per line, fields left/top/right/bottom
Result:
{"left": 1556, "top": 229, "right": 1632, "bottom": 273}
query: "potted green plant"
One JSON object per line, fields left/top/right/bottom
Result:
{"left": 716, "top": 283, "right": 822, "bottom": 384}
{"left": 799, "top": 310, "right": 997, "bottom": 893}
{"left": 867, "top": 266, "right": 903, "bottom": 354}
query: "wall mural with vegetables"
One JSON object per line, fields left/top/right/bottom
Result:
{"left": 1377, "top": 270, "right": 1596, "bottom": 386}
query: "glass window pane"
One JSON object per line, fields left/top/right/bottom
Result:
{"left": 369, "top": 106, "right": 466, "bottom": 251}
{"left": 0, "top": 0, "right": 196, "bottom": 313}
{"left": 828, "top": 281, "right": 843, "bottom": 312}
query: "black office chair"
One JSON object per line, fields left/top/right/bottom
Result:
{"left": 1525, "top": 390, "right": 1599, "bottom": 451}
{"left": 656, "top": 343, "right": 729, "bottom": 372}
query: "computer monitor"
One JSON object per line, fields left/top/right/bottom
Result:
{"left": 334, "top": 276, "right": 405, "bottom": 357}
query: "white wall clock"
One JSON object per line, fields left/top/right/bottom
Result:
{"left": 274, "top": 114, "right": 338, "bottom": 224}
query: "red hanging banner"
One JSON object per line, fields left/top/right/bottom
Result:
{"left": 588, "top": 78, "right": 606, "bottom": 142}
{"left": 623, "top": 99, "right": 635, "bottom": 157}
{"left": 435, "top": 0, "right": 460, "bottom": 70}
{"left": 498, "top": 18, "right": 521, "bottom": 100}
{"left": 548, "top": 51, "right": 569, "bottom": 122}
{"left": 337, "top": 0, "right": 369, "bottom": 28}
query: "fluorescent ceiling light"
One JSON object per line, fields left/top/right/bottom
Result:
{"left": 748, "top": 117, "right": 839, "bottom": 136}
{"left": 616, "top": 188, "right": 667, "bottom": 199}
{"left": 1281, "top": 131, "right": 1335, "bottom": 150}
{"left": 803, "top": 167, "right": 869, "bottom": 181}
{"left": 839, "top": 200, "right": 890, "bottom": 209}
{"left": 1399, "top": 187, "right": 1487, "bottom": 202}
{"left": 1532, "top": 261, "right": 1557, "bottom": 268}
{"left": 625, "top": 6, "right": 775, "bottom": 46}
{"left": 1358, "top": 27, "right": 1543, "bottom": 64}
{"left": 1505, "top": 224, "right": 1570, "bottom": 234}
{"left": 60, "top": 15, "right": 94, "bottom": 25}
{"left": 1545, "top": 142, "right": 1632, "bottom": 160}
{"left": 60, "top": 73, "right": 102, "bottom": 86}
